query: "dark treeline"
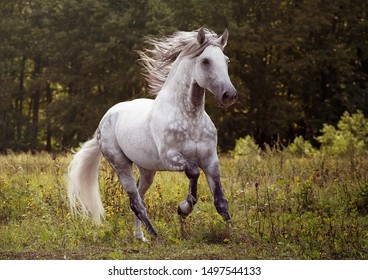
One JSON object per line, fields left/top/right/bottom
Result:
{"left": 1, "top": 0, "right": 367, "bottom": 152}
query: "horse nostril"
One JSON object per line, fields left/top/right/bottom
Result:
{"left": 222, "top": 92, "right": 230, "bottom": 102}
{"left": 222, "top": 90, "right": 237, "bottom": 104}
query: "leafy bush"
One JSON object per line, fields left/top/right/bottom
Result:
{"left": 230, "top": 135, "right": 261, "bottom": 158}
{"left": 316, "top": 111, "right": 368, "bottom": 156}
{"left": 286, "top": 136, "right": 316, "bottom": 157}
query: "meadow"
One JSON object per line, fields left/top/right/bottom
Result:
{"left": 0, "top": 148, "right": 367, "bottom": 260}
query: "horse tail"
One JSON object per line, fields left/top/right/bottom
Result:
{"left": 67, "top": 134, "right": 104, "bottom": 224}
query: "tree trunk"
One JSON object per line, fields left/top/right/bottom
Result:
{"left": 46, "top": 82, "right": 52, "bottom": 152}
{"left": 30, "top": 55, "right": 42, "bottom": 150}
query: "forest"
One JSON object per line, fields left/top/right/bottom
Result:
{"left": 1, "top": 0, "right": 368, "bottom": 152}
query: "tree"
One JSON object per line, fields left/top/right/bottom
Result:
{"left": 0, "top": 0, "right": 367, "bottom": 152}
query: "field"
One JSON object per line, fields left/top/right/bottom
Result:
{"left": 0, "top": 149, "right": 368, "bottom": 260}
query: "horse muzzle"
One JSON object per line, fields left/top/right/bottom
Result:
{"left": 219, "top": 87, "right": 237, "bottom": 107}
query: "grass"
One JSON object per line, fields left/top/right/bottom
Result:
{"left": 0, "top": 149, "right": 368, "bottom": 259}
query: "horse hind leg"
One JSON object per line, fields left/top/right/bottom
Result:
{"left": 134, "top": 167, "right": 156, "bottom": 241}
{"left": 114, "top": 158, "right": 157, "bottom": 238}
{"left": 99, "top": 134, "right": 157, "bottom": 238}
{"left": 178, "top": 160, "right": 200, "bottom": 218}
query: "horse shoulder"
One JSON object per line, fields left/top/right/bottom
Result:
{"left": 201, "top": 113, "right": 217, "bottom": 140}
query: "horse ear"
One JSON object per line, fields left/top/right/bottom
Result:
{"left": 217, "top": 28, "right": 229, "bottom": 49}
{"left": 197, "top": 28, "right": 206, "bottom": 45}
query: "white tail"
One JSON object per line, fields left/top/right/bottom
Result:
{"left": 67, "top": 135, "right": 104, "bottom": 224}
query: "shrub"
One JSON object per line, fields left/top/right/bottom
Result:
{"left": 230, "top": 135, "right": 261, "bottom": 158}
{"left": 286, "top": 136, "right": 316, "bottom": 157}
{"left": 316, "top": 111, "right": 368, "bottom": 156}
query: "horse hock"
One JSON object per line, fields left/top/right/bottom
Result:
{"left": 130, "top": 196, "right": 157, "bottom": 237}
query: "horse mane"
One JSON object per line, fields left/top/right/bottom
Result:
{"left": 138, "top": 28, "right": 221, "bottom": 95}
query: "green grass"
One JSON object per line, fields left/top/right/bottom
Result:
{"left": 0, "top": 149, "right": 367, "bottom": 259}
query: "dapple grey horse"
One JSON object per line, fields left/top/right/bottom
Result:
{"left": 67, "top": 28, "right": 237, "bottom": 241}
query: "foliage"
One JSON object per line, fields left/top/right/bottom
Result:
{"left": 230, "top": 135, "right": 261, "bottom": 158}
{"left": 1, "top": 151, "right": 368, "bottom": 259}
{"left": 316, "top": 111, "right": 368, "bottom": 156}
{"left": 1, "top": 0, "right": 368, "bottom": 152}
{"left": 286, "top": 136, "right": 316, "bottom": 157}
{"left": 352, "top": 183, "right": 368, "bottom": 216}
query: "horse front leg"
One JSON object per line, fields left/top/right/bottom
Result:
{"left": 203, "top": 159, "right": 231, "bottom": 223}
{"left": 178, "top": 160, "right": 200, "bottom": 217}
{"left": 164, "top": 151, "right": 199, "bottom": 218}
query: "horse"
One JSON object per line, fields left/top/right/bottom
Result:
{"left": 67, "top": 27, "right": 238, "bottom": 241}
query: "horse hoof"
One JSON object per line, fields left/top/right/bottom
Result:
{"left": 148, "top": 230, "right": 158, "bottom": 239}
{"left": 177, "top": 205, "right": 187, "bottom": 218}
{"left": 146, "top": 226, "right": 158, "bottom": 238}
{"left": 136, "top": 235, "right": 150, "bottom": 243}
{"left": 226, "top": 219, "right": 233, "bottom": 227}
{"left": 222, "top": 214, "right": 231, "bottom": 223}
{"left": 177, "top": 200, "right": 193, "bottom": 217}
{"left": 134, "top": 229, "right": 151, "bottom": 242}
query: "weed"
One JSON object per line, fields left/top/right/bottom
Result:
{"left": 352, "top": 183, "right": 368, "bottom": 216}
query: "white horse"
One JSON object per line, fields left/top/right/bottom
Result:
{"left": 67, "top": 28, "right": 237, "bottom": 241}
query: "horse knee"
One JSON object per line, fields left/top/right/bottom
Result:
{"left": 185, "top": 161, "right": 200, "bottom": 180}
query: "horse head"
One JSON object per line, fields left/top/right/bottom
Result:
{"left": 193, "top": 28, "right": 238, "bottom": 107}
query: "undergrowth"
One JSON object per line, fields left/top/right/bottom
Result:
{"left": 0, "top": 149, "right": 367, "bottom": 259}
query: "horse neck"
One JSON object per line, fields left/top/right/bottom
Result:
{"left": 157, "top": 57, "right": 205, "bottom": 118}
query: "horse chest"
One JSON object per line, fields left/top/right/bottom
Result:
{"left": 163, "top": 117, "right": 217, "bottom": 157}
{"left": 165, "top": 121, "right": 197, "bottom": 142}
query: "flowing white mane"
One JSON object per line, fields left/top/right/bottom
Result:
{"left": 139, "top": 28, "right": 221, "bottom": 95}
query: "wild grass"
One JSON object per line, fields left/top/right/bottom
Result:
{"left": 0, "top": 149, "right": 367, "bottom": 259}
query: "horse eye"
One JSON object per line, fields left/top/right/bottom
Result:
{"left": 202, "top": 58, "right": 210, "bottom": 65}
